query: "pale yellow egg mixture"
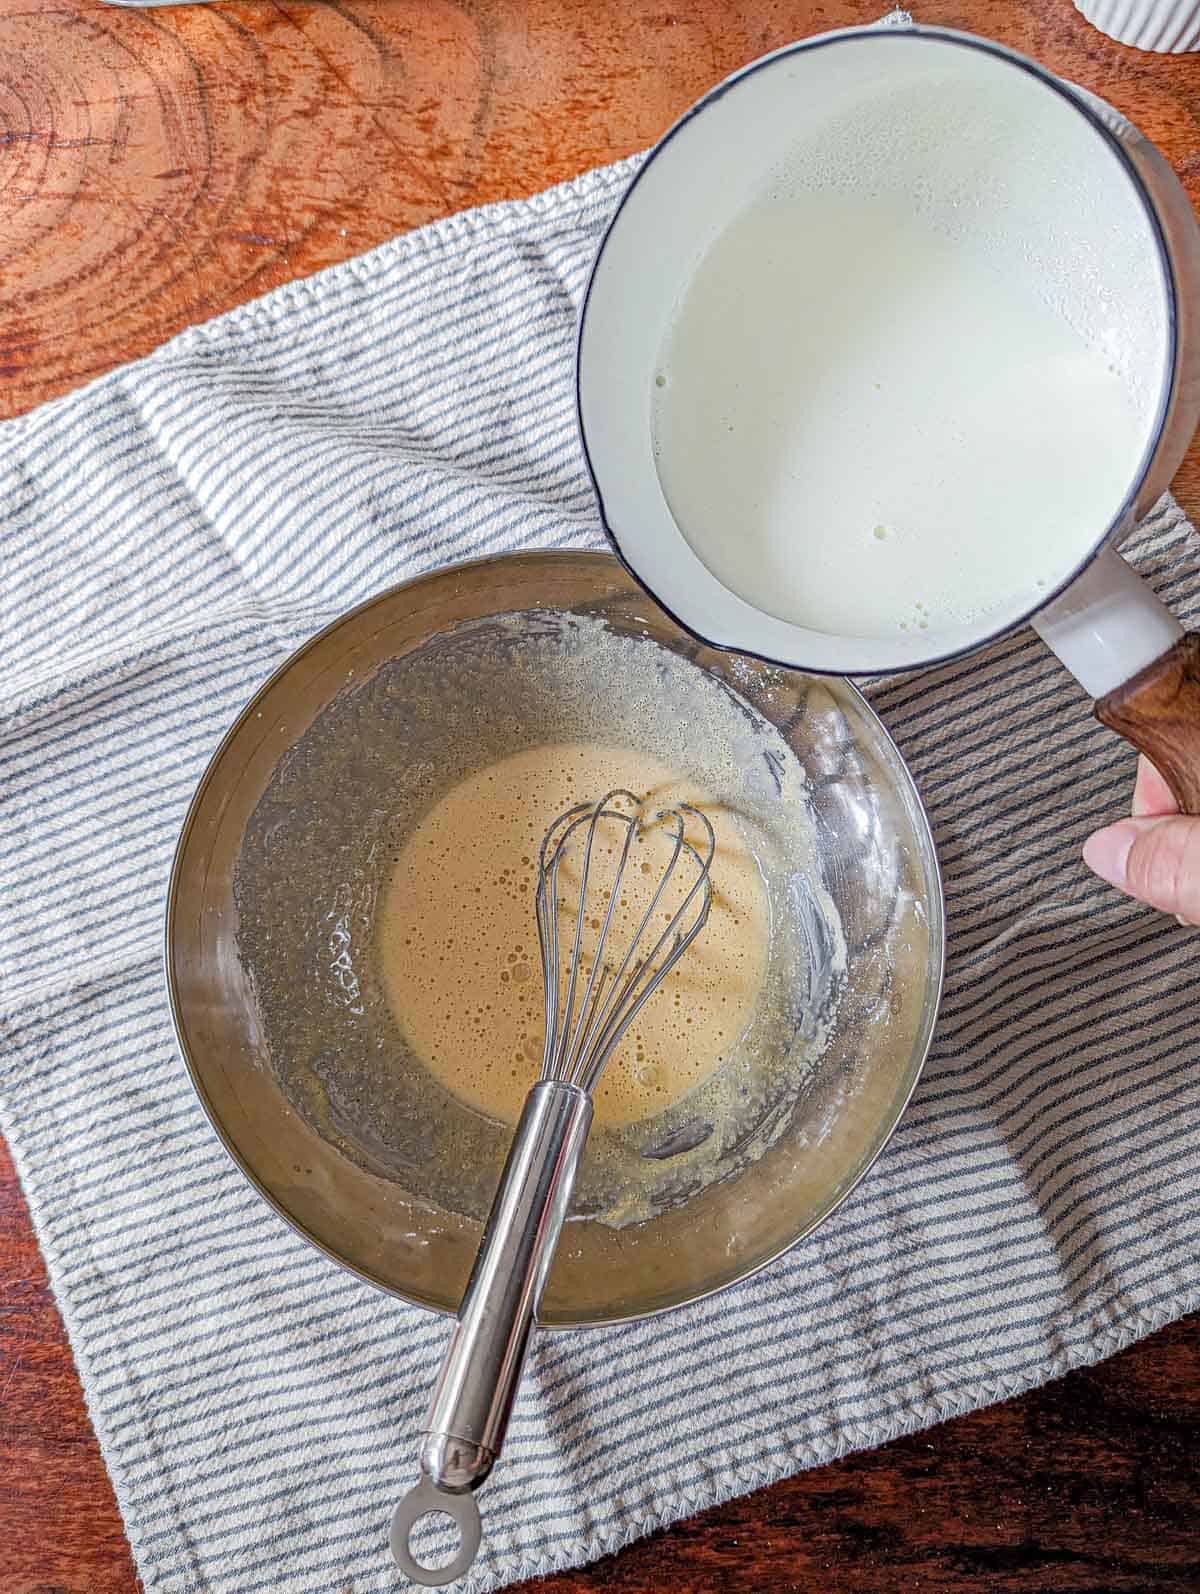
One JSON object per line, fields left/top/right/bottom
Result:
{"left": 376, "top": 741, "right": 770, "bottom": 1129}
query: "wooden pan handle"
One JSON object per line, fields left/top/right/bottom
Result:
{"left": 1095, "top": 633, "right": 1200, "bottom": 815}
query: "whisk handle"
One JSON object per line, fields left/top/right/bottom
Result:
{"left": 425, "top": 1078, "right": 593, "bottom": 1479}
{"left": 392, "top": 1081, "right": 592, "bottom": 1585}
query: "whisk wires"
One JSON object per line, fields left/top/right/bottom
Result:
{"left": 535, "top": 789, "right": 715, "bottom": 1095}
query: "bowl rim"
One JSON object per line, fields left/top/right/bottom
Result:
{"left": 164, "top": 549, "right": 946, "bottom": 1329}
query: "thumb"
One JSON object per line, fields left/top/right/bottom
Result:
{"left": 1083, "top": 816, "right": 1200, "bottom": 924}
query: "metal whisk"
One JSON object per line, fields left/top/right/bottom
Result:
{"left": 392, "top": 791, "right": 714, "bottom": 1586}
{"left": 537, "top": 789, "right": 714, "bottom": 1090}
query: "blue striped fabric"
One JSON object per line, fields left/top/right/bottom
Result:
{"left": 1, "top": 152, "right": 1198, "bottom": 1593}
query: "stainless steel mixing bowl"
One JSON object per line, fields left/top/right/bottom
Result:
{"left": 165, "top": 551, "right": 944, "bottom": 1326}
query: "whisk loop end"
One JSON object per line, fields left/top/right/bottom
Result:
{"left": 535, "top": 788, "right": 715, "bottom": 1096}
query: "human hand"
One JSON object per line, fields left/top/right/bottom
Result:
{"left": 1083, "top": 755, "right": 1200, "bottom": 924}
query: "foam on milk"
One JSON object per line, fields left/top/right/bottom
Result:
{"left": 651, "top": 73, "right": 1166, "bottom": 642}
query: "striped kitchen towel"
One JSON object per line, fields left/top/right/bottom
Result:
{"left": 1, "top": 152, "right": 1198, "bottom": 1594}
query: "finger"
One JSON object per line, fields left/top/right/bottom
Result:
{"left": 1131, "top": 755, "right": 1178, "bottom": 818}
{"left": 1083, "top": 816, "right": 1200, "bottom": 924}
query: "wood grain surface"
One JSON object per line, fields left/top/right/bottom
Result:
{"left": 2, "top": 1, "right": 1199, "bottom": 1591}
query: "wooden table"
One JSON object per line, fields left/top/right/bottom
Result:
{"left": 2, "top": 1, "right": 1198, "bottom": 1589}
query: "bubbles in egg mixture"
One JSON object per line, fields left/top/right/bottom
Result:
{"left": 376, "top": 744, "right": 770, "bottom": 1130}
